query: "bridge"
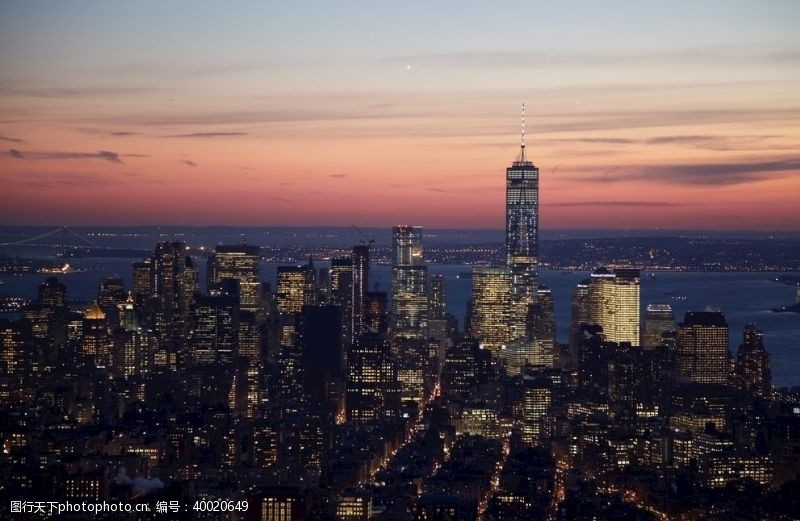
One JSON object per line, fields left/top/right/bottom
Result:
{"left": 0, "top": 226, "right": 148, "bottom": 257}
{"left": 0, "top": 226, "right": 100, "bottom": 251}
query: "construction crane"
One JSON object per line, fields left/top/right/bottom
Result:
{"left": 350, "top": 224, "right": 375, "bottom": 248}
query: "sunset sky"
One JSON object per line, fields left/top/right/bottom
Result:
{"left": 1, "top": 1, "right": 799, "bottom": 229}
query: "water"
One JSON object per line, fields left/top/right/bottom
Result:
{"left": 2, "top": 259, "right": 798, "bottom": 386}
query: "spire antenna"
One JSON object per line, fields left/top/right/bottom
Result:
{"left": 520, "top": 101, "right": 527, "bottom": 162}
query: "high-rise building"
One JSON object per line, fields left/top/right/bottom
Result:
{"left": 675, "top": 311, "right": 730, "bottom": 385}
{"left": 237, "top": 310, "right": 261, "bottom": 360}
{"left": 276, "top": 266, "right": 315, "bottom": 315}
{"left": 735, "top": 322, "right": 771, "bottom": 397}
{"left": 607, "top": 344, "right": 637, "bottom": 417}
{"left": 429, "top": 274, "right": 446, "bottom": 320}
{"left": 317, "top": 266, "right": 330, "bottom": 303}
{"left": 82, "top": 300, "right": 110, "bottom": 368}
{"left": 391, "top": 225, "right": 428, "bottom": 339}
{"left": 568, "top": 280, "right": 590, "bottom": 352}
{"left": 427, "top": 274, "right": 448, "bottom": 359}
{"left": 111, "top": 313, "right": 148, "bottom": 380}
{"left": 131, "top": 260, "right": 153, "bottom": 300}
{"left": 394, "top": 336, "right": 429, "bottom": 403}
{"left": 233, "top": 311, "right": 262, "bottom": 418}
{"left": 470, "top": 266, "right": 511, "bottom": 353}
{"left": 522, "top": 376, "right": 552, "bottom": 445}
{"left": 576, "top": 324, "right": 607, "bottom": 391}
{"left": 329, "top": 257, "right": 353, "bottom": 306}
{"left": 0, "top": 322, "right": 28, "bottom": 378}
{"left": 527, "top": 284, "right": 555, "bottom": 340}
{"left": 297, "top": 304, "right": 343, "bottom": 407}
{"left": 98, "top": 278, "right": 125, "bottom": 313}
{"left": 208, "top": 244, "right": 261, "bottom": 312}
{"left": 642, "top": 304, "right": 675, "bottom": 349}
{"left": 189, "top": 295, "right": 239, "bottom": 365}
{"left": 506, "top": 104, "right": 539, "bottom": 338}
{"left": 38, "top": 277, "right": 67, "bottom": 311}
{"left": 364, "top": 291, "right": 388, "bottom": 334}
{"left": 442, "top": 337, "right": 480, "bottom": 400}
{"left": 391, "top": 266, "right": 428, "bottom": 337}
{"left": 391, "top": 225, "right": 423, "bottom": 265}
{"left": 350, "top": 245, "right": 370, "bottom": 343}
{"left": 345, "top": 332, "right": 399, "bottom": 422}
{"left": 150, "top": 241, "right": 197, "bottom": 361}
{"left": 587, "top": 267, "right": 641, "bottom": 346}
{"left": 499, "top": 337, "right": 554, "bottom": 374}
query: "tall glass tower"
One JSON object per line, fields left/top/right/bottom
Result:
{"left": 505, "top": 103, "right": 539, "bottom": 336}
{"left": 391, "top": 225, "right": 427, "bottom": 339}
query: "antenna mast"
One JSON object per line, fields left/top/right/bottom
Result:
{"left": 520, "top": 101, "right": 527, "bottom": 162}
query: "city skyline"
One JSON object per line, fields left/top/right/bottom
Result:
{"left": 2, "top": 4, "right": 799, "bottom": 519}
{"left": 2, "top": 1, "right": 800, "bottom": 229}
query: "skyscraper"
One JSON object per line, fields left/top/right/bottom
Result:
{"left": 522, "top": 376, "right": 553, "bottom": 445}
{"left": 428, "top": 274, "right": 446, "bottom": 320}
{"left": 112, "top": 300, "right": 149, "bottom": 380}
{"left": 442, "top": 337, "right": 480, "bottom": 400}
{"left": 330, "top": 257, "right": 354, "bottom": 344}
{"left": 587, "top": 267, "right": 641, "bottom": 346}
{"left": 527, "top": 285, "right": 555, "bottom": 340}
{"left": 208, "top": 244, "right": 261, "bottom": 312}
{"left": 329, "top": 257, "right": 353, "bottom": 307}
{"left": 151, "top": 241, "right": 197, "bottom": 362}
{"left": 675, "top": 311, "right": 730, "bottom": 385}
{"left": 346, "top": 332, "right": 399, "bottom": 422}
{"left": 391, "top": 225, "right": 423, "bottom": 266}
{"left": 391, "top": 225, "right": 428, "bottom": 339}
{"left": 642, "top": 303, "right": 676, "bottom": 349}
{"left": 470, "top": 266, "right": 511, "bottom": 353}
{"left": 190, "top": 294, "right": 239, "bottom": 365}
{"left": 568, "top": 280, "right": 590, "bottom": 352}
{"left": 350, "top": 245, "right": 370, "bottom": 343}
{"left": 735, "top": 322, "right": 771, "bottom": 397}
{"left": 98, "top": 277, "right": 125, "bottom": 314}
{"left": 132, "top": 260, "right": 153, "bottom": 301}
{"left": 82, "top": 300, "right": 110, "bottom": 368}
{"left": 364, "top": 291, "right": 388, "bottom": 334}
{"left": 38, "top": 276, "right": 67, "bottom": 311}
{"left": 276, "top": 266, "right": 315, "bottom": 315}
{"left": 506, "top": 104, "right": 539, "bottom": 338}
{"left": 296, "top": 304, "right": 343, "bottom": 407}
{"left": 0, "top": 322, "right": 28, "bottom": 380}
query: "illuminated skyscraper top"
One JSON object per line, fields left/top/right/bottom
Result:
{"left": 506, "top": 103, "right": 540, "bottom": 335}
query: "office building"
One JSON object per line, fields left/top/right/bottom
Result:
{"left": 506, "top": 104, "right": 540, "bottom": 338}
{"left": 470, "top": 266, "right": 511, "bottom": 353}
{"left": 190, "top": 294, "right": 238, "bottom": 365}
{"left": 351, "top": 245, "right": 370, "bottom": 342}
{"left": 345, "top": 333, "right": 399, "bottom": 422}
{"left": 587, "top": 267, "right": 640, "bottom": 346}
{"left": 391, "top": 225, "right": 428, "bottom": 339}
{"left": 82, "top": 300, "right": 110, "bottom": 368}
{"left": 735, "top": 322, "right": 771, "bottom": 397}
{"left": 642, "top": 303, "right": 675, "bottom": 349}
{"left": 276, "top": 265, "right": 315, "bottom": 315}
{"left": 429, "top": 274, "right": 446, "bottom": 320}
{"left": 208, "top": 244, "right": 261, "bottom": 312}
{"left": 675, "top": 311, "right": 730, "bottom": 385}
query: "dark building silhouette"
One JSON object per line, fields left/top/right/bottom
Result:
{"left": 735, "top": 322, "right": 771, "bottom": 397}
{"left": 297, "top": 304, "right": 343, "bottom": 407}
